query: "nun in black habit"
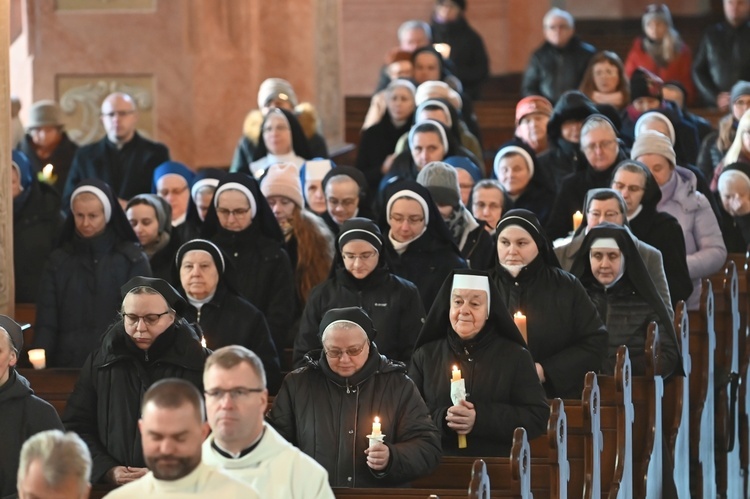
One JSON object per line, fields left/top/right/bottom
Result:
{"left": 408, "top": 269, "right": 549, "bottom": 457}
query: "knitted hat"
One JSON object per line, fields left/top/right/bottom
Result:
{"left": 515, "top": 96, "right": 553, "bottom": 126}
{"left": 630, "top": 130, "right": 676, "bottom": 166}
{"left": 731, "top": 81, "right": 750, "bottom": 104}
{"left": 260, "top": 163, "right": 305, "bottom": 208}
{"left": 338, "top": 217, "right": 384, "bottom": 253}
{"left": 416, "top": 161, "right": 461, "bottom": 207}
{"left": 642, "top": 4, "right": 673, "bottom": 30}
{"left": 257, "top": 78, "right": 299, "bottom": 109}
{"left": 630, "top": 68, "right": 663, "bottom": 102}
{"left": 319, "top": 307, "right": 376, "bottom": 341}
{"left": 0, "top": 315, "right": 23, "bottom": 352}
{"left": 27, "top": 100, "right": 63, "bottom": 129}
{"left": 634, "top": 111, "right": 676, "bottom": 143}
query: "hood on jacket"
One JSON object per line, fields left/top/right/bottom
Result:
{"left": 546, "top": 91, "right": 599, "bottom": 144}
{"left": 0, "top": 369, "right": 33, "bottom": 403}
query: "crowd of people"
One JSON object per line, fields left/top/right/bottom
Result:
{"left": 4, "top": 0, "right": 750, "bottom": 496}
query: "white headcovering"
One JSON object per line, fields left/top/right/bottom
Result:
{"left": 451, "top": 273, "right": 491, "bottom": 315}
{"left": 305, "top": 159, "right": 333, "bottom": 182}
{"left": 494, "top": 146, "right": 535, "bottom": 179}
{"left": 71, "top": 185, "right": 112, "bottom": 223}
{"left": 408, "top": 119, "right": 449, "bottom": 154}
{"left": 191, "top": 178, "right": 220, "bottom": 203}
{"left": 214, "top": 182, "right": 258, "bottom": 220}
{"left": 386, "top": 189, "right": 430, "bottom": 227}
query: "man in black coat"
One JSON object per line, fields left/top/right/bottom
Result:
{"left": 692, "top": 0, "right": 750, "bottom": 109}
{"left": 521, "top": 8, "right": 596, "bottom": 104}
{"left": 63, "top": 92, "right": 169, "bottom": 207}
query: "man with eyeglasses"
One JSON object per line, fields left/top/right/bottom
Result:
{"left": 268, "top": 307, "right": 440, "bottom": 488}
{"left": 202, "top": 346, "right": 333, "bottom": 498}
{"left": 63, "top": 92, "right": 170, "bottom": 208}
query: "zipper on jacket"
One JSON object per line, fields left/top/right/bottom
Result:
{"left": 144, "top": 349, "right": 149, "bottom": 362}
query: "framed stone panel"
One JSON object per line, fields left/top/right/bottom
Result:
{"left": 56, "top": 75, "right": 155, "bottom": 145}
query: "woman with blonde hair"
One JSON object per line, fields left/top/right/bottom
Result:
{"left": 579, "top": 51, "right": 630, "bottom": 110}
{"left": 712, "top": 109, "right": 750, "bottom": 190}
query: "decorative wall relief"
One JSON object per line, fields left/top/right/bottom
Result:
{"left": 55, "top": 0, "right": 154, "bottom": 11}
{"left": 57, "top": 76, "right": 155, "bottom": 145}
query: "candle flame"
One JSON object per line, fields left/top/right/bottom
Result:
{"left": 452, "top": 364, "right": 458, "bottom": 372}
{"left": 200, "top": 337, "right": 206, "bottom": 348}
{"left": 514, "top": 311, "right": 524, "bottom": 318}
{"left": 374, "top": 416, "right": 379, "bottom": 423}
{"left": 43, "top": 164, "right": 54, "bottom": 175}
{"left": 574, "top": 210, "right": 582, "bottom": 216}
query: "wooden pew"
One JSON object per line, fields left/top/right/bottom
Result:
{"left": 708, "top": 262, "right": 742, "bottom": 498}
{"left": 662, "top": 301, "right": 690, "bottom": 499}
{"left": 562, "top": 371, "right": 601, "bottom": 499}
{"left": 17, "top": 368, "right": 80, "bottom": 417}
{"left": 687, "top": 279, "right": 717, "bottom": 498}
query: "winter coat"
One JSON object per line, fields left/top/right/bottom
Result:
{"left": 624, "top": 37, "right": 696, "bottom": 104}
{"left": 13, "top": 181, "right": 64, "bottom": 303}
{"left": 459, "top": 218, "right": 495, "bottom": 270}
{"left": 62, "top": 320, "right": 209, "bottom": 484}
{"left": 692, "top": 20, "right": 750, "bottom": 105}
{"left": 507, "top": 178, "right": 556, "bottom": 227}
{"left": 17, "top": 132, "right": 79, "bottom": 196}
{"left": 430, "top": 16, "right": 490, "bottom": 100}
{"left": 34, "top": 228, "right": 152, "bottom": 368}
{"left": 696, "top": 129, "right": 726, "bottom": 182}
{"left": 356, "top": 112, "right": 413, "bottom": 194}
{"left": 267, "top": 346, "right": 442, "bottom": 488}
{"left": 183, "top": 284, "right": 281, "bottom": 394}
{"left": 62, "top": 133, "right": 170, "bottom": 205}
{"left": 490, "top": 258, "right": 607, "bottom": 399}
{"left": 293, "top": 267, "right": 425, "bottom": 368}
{"left": 658, "top": 166, "right": 726, "bottom": 309}
{"left": 0, "top": 369, "right": 64, "bottom": 499}
{"left": 619, "top": 103, "right": 700, "bottom": 166}
{"left": 230, "top": 136, "right": 256, "bottom": 174}
{"left": 522, "top": 37, "right": 596, "bottom": 104}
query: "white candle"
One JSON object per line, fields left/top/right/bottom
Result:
{"left": 514, "top": 312, "right": 527, "bottom": 343}
{"left": 28, "top": 349, "right": 46, "bottom": 370}
{"left": 372, "top": 417, "right": 381, "bottom": 437}
{"left": 42, "top": 164, "right": 54, "bottom": 180}
{"left": 573, "top": 211, "right": 583, "bottom": 231}
{"left": 452, "top": 365, "right": 462, "bottom": 382}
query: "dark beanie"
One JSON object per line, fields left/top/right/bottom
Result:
{"left": 319, "top": 306, "right": 377, "bottom": 340}
{"left": 630, "top": 67, "right": 663, "bottom": 102}
{"left": 121, "top": 276, "right": 187, "bottom": 315}
{"left": 338, "top": 217, "right": 384, "bottom": 253}
{"left": 0, "top": 315, "right": 23, "bottom": 352}
{"left": 731, "top": 80, "right": 750, "bottom": 104}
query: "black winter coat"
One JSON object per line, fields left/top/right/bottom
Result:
{"left": 210, "top": 225, "right": 296, "bottom": 355}
{"left": 17, "top": 132, "right": 78, "bottom": 196}
{"left": 183, "top": 284, "right": 282, "bottom": 394}
{"left": 409, "top": 327, "right": 549, "bottom": 456}
{"left": 521, "top": 37, "right": 596, "bottom": 103}
{"left": 62, "top": 133, "right": 170, "bottom": 205}
{"left": 267, "top": 347, "right": 441, "bottom": 488}
{"left": 34, "top": 229, "right": 152, "bottom": 368}
{"left": 0, "top": 370, "right": 64, "bottom": 499}
{"left": 430, "top": 16, "right": 490, "bottom": 100}
{"left": 357, "top": 114, "right": 413, "bottom": 194}
{"left": 460, "top": 223, "right": 495, "bottom": 270}
{"left": 490, "top": 259, "right": 607, "bottom": 399}
{"left": 62, "top": 321, "right": 209, "bottom": 484}
{"left": 293, "top": 267, "right": 425, "bottom": 368}
{"left": 692, "top": 20, "right": 750, "bottom": 105}
{"left": 13, "top": 181, "right": 63, "bottom": 303}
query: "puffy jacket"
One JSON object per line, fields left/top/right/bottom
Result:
{"left": 490, "top": 258, "right": 607, "bottom": 399}
{"left": 624, "top": 37, "right": 696, "bottom": 104}
{"left": 34, "top": 229, "right": 151, "bottom": 367}
{"left": 521, "top": 37, "right": 596, "bottom": 103}
{"left": 0, "top": 370, "right": 63, "bottom": 498}
{"left": 267, "top": 347, "right": 441, "bottom": 488}
{"left": 692, "top": 20, "right": 750, "bottom": 105}
{"left": 63, "top": 320, "right": 209, "bottom": 483}
{"left": 293, "top": 267, "right": 425, "bottom": 368}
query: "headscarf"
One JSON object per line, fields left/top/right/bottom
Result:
{"left": 120, "top": 276, "right": 187, "bottom": 315}
{"left": 174, "top": 238, "right": 239, "bottom": 297}
{"left": 152, "top": 161, "right": 195, "bottom": 194}
{"left": 414, "top": 269, "right": 526, "bottom": 349}
{"left": 574, "top": 188, "right": 629, "bottom": 236}
{"left": 62, "top": 179, "right": 138, "bottom": 244}
{"left": 718, "top": 163, "right": 750, "bottom": 244}
{"left": 126, "top": 194, "right": 172, "bottom": 236}
{"left": 200, "top": 172, "right": 284, "bottom": 243}
{"left": 546, "top": 91, "right": 599, "bottom": 144}
{"left": 495, "top": 209, "right": 561, "bottom": 268}
{"left": 253, "top": 107, "right": 313, "bottom": 162}
{"left": 187, "top": 168, "right": 227, "bottom": 225}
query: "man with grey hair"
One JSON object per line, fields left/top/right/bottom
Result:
{"left": 522, "top": 7, "right": 596, "bottom": 103}
{"left": 17, "top": 430, "right": 92, "bottom": 499}
{"left": 375, "top": 20, "right": 432, "bottom": 92}
{"left": 1, "top": 315, "right": 64, "bottom": 498}
{"left": 202, "top": 346, "right": 333, "bottom": 498}
{"left": 63, "top": 91, "right": 170, "bottom": 207}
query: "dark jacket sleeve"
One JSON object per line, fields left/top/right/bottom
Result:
{"left": 692, "top": 34, "right": 719, "bottom": 105}
{"left": 26, "top": 396, "right": 65, "bottom": 433}
{"left": 265, "top": 251, "right": 297, "bottom": 354}
{"left": 407, "top": 348, "right": 449, "bottom": 433}
{"left": 396, "top": 287, "right": 426, "bottom": 364}
{"left": 33, "top": 257, "right": 61, "bottom": 354}
{"left": 248, "top": 311, "right": 282, "bottom": 395}
{"left": 266, "top": 376, "right": 299, "bottom": 445}
{"left": 521, "top": 51, "right": 544, "bottom": 97}
{"left": 293, "top": 287, "right": 326, "bottom": 368}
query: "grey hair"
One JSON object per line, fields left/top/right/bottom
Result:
{"left": 325, "top": 174, "right": 359, "bottom": 190}
{"left": 472, "top": 179, "right": 505, "bottom": 196}
{"left": 398, "top": 20, "right": 432, "bottom": 42}
{"left": 321, "top": 321, "right": 368, "bottom": 343}
{"left": 17, "top": 430, "right": 91, "bottom": 495}
{"left": 543, "top": 8, "right": 574, "bottom": 28}
{"left": 581, "top": 116, "right": 617, "bottom": 143}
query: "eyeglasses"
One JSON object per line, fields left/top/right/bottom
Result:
{"left": 324, "top": 342, "right": 368, "bottom": 359}
{"left": 158, "top": 186, "right": 188, "bottom": 197}
{"left": 216, "top": 207, "right": 251, "bottom": 218}
{"left": 121, "top": 310, "right": 172, "bottom": 327}
{"left": 611, "top": 181, "right": 645, "bottom": 193}
{"left": 582, "top": 140, "right": 617, "bottom": 154}
{"left": 587, "top": 210, "right": 621, "bottom": 221}
{"left": 389, "top": 214, "right": 425, "bottom": 225}
{"left": 101, "top": 110, "right": 135, "bottom": 119}
{"left": 342, "top": 252, "right": 377, "bottom": 262}
{"left": 327, "top": 197, "right": 358, "bottom": 208}
{"left": 204, "top": 387, "right": 264, "bottom": 401}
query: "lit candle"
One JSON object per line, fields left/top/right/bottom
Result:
{"left": 28, "top": 349, "right": 46, "bottom": 370}
{"left": 514, "top": 311, "right": 527, "bottom": 343}
{"left": 573, "top": 211, "right": 583, "bottom": 231}
{"left": 433, "top": 43, "right": 451, "bottom": 59}
{"left": 372, "top": 417, "right": 381, "bottom": 437}
{"left": 200, "top": 337, "right": 207, "bottom": 348}
{"left": 42, "top": 164, "right": 54, "bottom": 180}
{"left": 452, "top": 365, "right": 461, "bottom": 382}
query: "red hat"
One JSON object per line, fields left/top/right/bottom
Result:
{"left": 515, "top": 96, "right": 553, "bottom": 126}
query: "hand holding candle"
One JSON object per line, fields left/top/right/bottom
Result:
{"left": 367, "top": 416, "right": 385, "bottom": 448}
{"left": 513, "top": 311, "right": 527, "bottom": 343}
{"left": 450, "top": 365, "right": 468, "bottom": 448}
{"left": 37, "top": 164, "right": 58, "bottom": 185}
{"left": 572, "top": 211, "right": 583, "bottom": 231}
{"left": 371, "top": 416, "right": 381, "bottom": 437}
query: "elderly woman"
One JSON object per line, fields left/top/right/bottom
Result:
{"left": 321, "top": 165, "right": 375, "bottom": 235}
{"left": 632, "top": 130, "right": 726, "bottom": 309}
{"left": 176, "top": 239, "right": 281, "bottom": 393}
{"left": 34, "top": 179, "right": 151, "bottom": 368}
{"left": 382, "top": 180, "right": 466, "bottom": 311}
{"left": 153, "top": 160, "right": 198, "bottom": 243}
{"left": 0, "top": 316, "right": 63, "bottom": 499}
{"left": 293, "top": 218, "right": 425, "bottom": 367}
{"left": 63, "top": 276, "right": 210, "bottom": 485}
{"left": 494, "top": 143, "right": 555, "bottom": 225}
{"left": 490, "top": 210, "right": 607, "bottom": 398}
{"left": 579, "top": 51, "right": 630, "bottom": 110}
{"left": 572, "top": 223, "right": 681, "bottom": 377}
{"left": 268, "top": 307, "right": 441, "bottom": 488}
{"left": 243, "top": 108, "right": 312, "bottom": 179}
{"left": 201, "top": 172, "right": 296, "bottom": 355}
{"left": 409, "top": 269, "right": 548, "bottom": 456}
{"left": 126, "top": 194, "right": 179, "bottom": 282}
{"left": 717, "top": 162, "right": 750, "bottom": 252}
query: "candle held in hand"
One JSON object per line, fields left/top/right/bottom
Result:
{"left": 372, "top": 417, "right": 381, "bottom": 437}
{"left": 513, "top": 311, "right": 527, "bottom": 343}
{"left": 452, "top": 365, "right": 462, "bottom": 382}
{"left": 573, "top": 211, "right": 583, "bottom": 231}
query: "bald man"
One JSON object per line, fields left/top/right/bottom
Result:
{"left": 63, "top": 92, "right": 170, "bottom": 207}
